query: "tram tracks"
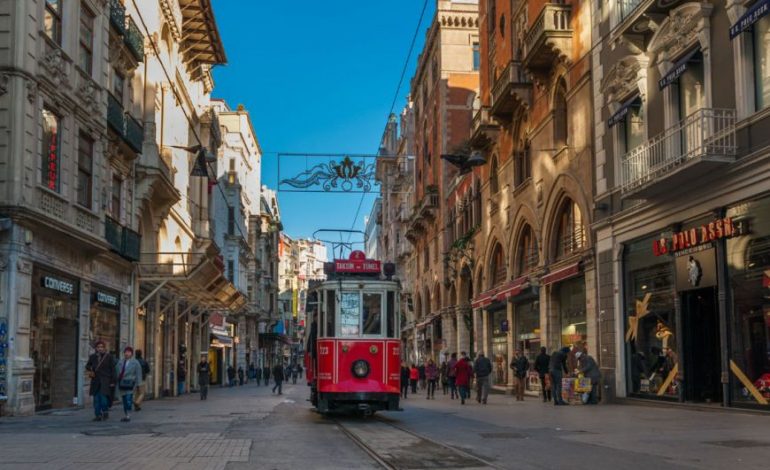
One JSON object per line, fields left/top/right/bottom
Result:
{"left": 334, "top": 415, "right": 496, "bottom": 469}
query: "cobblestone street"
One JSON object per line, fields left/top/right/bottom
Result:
{"left": 1, "top": 382, "right": 769, "bottom": 469}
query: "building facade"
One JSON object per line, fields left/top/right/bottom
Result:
{"left": 593, "top": 0, "right": 770, "bottom": 408}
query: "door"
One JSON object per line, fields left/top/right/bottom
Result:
{"left": 50, "top": 318, "right": 78, "bottom": 409}
{"left": 681, "top": 287, "right": 721, "bottom": 403}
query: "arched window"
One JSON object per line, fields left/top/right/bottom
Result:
{"left": 490, "top": 244, "right": 506, "bottom": 287}
{"left": 489, "top": 156, "right": 499, "bottom": 194}
{"left": 553, "top": 79, "right": 568, "bottom": 148}
{"left": 554, "top": 199, "right": 585, "bottom": 259}
{"left": 517, "top": 224, "right": 538, "bottom": 275}
{"left": 473, "top": 181, "right": 482, "bottom": 226}
{"left": 514, "top": 140, "right": 531, "bottom": 186}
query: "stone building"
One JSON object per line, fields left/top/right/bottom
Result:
{"left": 592, "top": 0, "right": 770, "bottom": 408}
{"left": 404, "top": 0, "right": 480, "bottom": 364}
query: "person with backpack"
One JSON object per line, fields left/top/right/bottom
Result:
{"left": 133, "top": 349, "right": 150, "bottom": 411}
{"left": 510, "top": 349, "right": 529, "bottom": 401}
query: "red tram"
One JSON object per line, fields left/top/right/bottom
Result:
{"left": 304, "top": 251, "right": 401, "bottom": 414}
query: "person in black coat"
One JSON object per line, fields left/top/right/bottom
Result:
{"left": 86, "top": 340, "right": 116, "bottom": 421}
{"left": 534, "top": 347, "right": 551, "bottom": 402}
{"left": 549, "top": 347, "right": 570, "bottom": 406}
{"left": 272, "top": 362, "right": 285, "bottom": 395}
{"left": 263, "top": 366, "right": 270, "bottom": 386}
{"left": 400, "top": 362, "right": 410, "bottom": 398}
{"left": 227, "top": 365, "right": 236, "bottom": 387}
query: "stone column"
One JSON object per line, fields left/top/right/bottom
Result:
{"left": 472, "top": 307, "right": 482, "bottom": 357}
{"left": 455, "top": 305, "right": 471, "bottom": 355}
{"left": 507, "top": 301, "right": 515, "bottom": 390}
{"left": 78, "top": 281, "right": 92, "bottom": 408}
{"left": 441, "top": 307, "right": 456, "bottom": 356}
{"left": 4, "top": 246, "right": 35, "bottom": 415}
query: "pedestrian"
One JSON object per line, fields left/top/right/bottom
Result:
{"left": 510, "top": 349, "right": 529, "bottom": 401}
{"left": 297, "top": 364, "right": 304, "bottom": 378}
{"left": 534, "top": 346, "right": 552, "bottom": 403}
{"left": 473, "top": 351, "right": 492, "bottom": 404}
{"left": 133, "top": 349, "right": 150, "bottom": 412}
{"left": 447, "top": 353, "right": 458, "bottom": 399}
{"left": 291, "top": 364, "right": 298, "bottom": 384}
{"left": 576, "top": 351, "right": 601, "bottom": 404}
{"left": 400, "top": 362, "right": 410, "bottom": 398}
{"left": 409, "top": 364, "right": 419, "bottom": 394}
{"left": 418, "top": 363, "right": 426, "bottom": 391}
{"left": 86, "top": 340, "right": 116, "bottom": 421}
{"left": 238, "top": 366, "right": 245, "bottom": 386}
{"left": 197, "top": 354, "right": 211, "bottom": 400}
{"left": 255, "top": 366, "right": 262, "bottom": 386}
{"left": 115, "top": 346, "right": 142, "bottom": 422}
{"left": 440, "top": 360, "right": 449, "bottom": 395}
{"left": 177, "top": 361, "right": 186, "bottom": 395}
{"left": 263, "top": 366, "right": 271, "bottom": 386}
{"left": 425, "top": 359, "right": 438, "bottom": 399}
{"left": 550, "top": 347, "right": 570, "bottom": 406}
{"left": 249, "top": 363, "right": 256, "bottom": 381}
{"left": 227, "top": 365, "right": 236, "bottom": 387}
{"left": 272, "top": 362, "right": 285, "bottom": 394}
{"left": 454, "top": 352, "right": 473, "bottom": 405}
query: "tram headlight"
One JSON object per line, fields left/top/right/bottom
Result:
{"left": 352, "top": 360, "right": 370, "bottom": 378}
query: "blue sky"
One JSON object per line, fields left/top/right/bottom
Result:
{"left": 211, "top": 0, "right": 434, "bottom": 247}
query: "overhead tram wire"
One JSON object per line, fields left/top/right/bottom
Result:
{"left": 345, "top": 0, "right": 430, "bottom": 247}
{"left": 130, "top": 0, "right": 253, "bottom": 253}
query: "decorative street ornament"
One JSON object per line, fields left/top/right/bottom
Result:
{"left": 625, "top": 292, "right": 651, "bottom": 343}
{"left": 278, "top": 153, "right": 378, "bottom": 193}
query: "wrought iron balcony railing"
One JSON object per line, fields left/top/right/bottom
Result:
{"left": 124, "top": 16, "right": 144, "bottom": 62}
{"left": 621, "top": 108, "right": 737, "bottom": 196}
{"left": 105, "top": 216, "right": 122, "bottom": 252}
{"left": 109, "top": 0, "right": 126, "bottom": 35}
{"left": 108, "top": 93, "right": 144, "bottom": 154}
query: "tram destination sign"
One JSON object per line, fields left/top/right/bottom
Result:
{"left": 334, "top": 250, "right": 381, "bottom": 274}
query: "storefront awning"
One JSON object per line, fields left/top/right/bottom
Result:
{"left": 472, "top": 276, "right": 530, "bottom": 309}
{"left": 730, "top": 0, "right": 770, "bottom": 39}
{"left": 658, "top": 47, "right": 701, "bottom": 90}
{"left": 608, "top": 95, "right": 640, "bottom": 128}
{"left": 541, "top": 262, "right": 581, "bottom": 286}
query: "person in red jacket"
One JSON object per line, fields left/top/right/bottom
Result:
{"left": 454, "top": 352, "right": 473, "bottom": 405}
{"left": 409, "top": 364, "right": 419, "bottom": 394}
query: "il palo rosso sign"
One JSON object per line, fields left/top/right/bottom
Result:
{"left": 653, "top": 217, "right": 738, "bottom": 256}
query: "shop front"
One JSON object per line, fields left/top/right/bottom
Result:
{"left": 488, "top": 303, "right": 508, "bottom": 387}
{"left": 555, "top": 276, "right": 587, "bottom": 349}
{"left": 623, "top": 199, "right": 770, "bottom": 408}
{"left": 513, "top": 295, "right": 541, "bottom": 393}
{"left": 89, "top": 287, "right": 121, "bottom": 357}
{"left": 31, "top": 267, "right": 79, "bottom": 411}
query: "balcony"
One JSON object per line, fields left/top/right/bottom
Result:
{"left": 470, "top": 107, "right": 500, "bottom": 150}
{"left": 489, "top": 61, "right": 532, "bottom": 119}
{"left": 522, "top": 3, "right": 573, "bottom": 72}
{"left": 109, "top": 0, "right": 126, "bottom": 35}
{"left": 621, "top": 108, "right": 736, "bottom": 199}
{"left": 105, "top": 216, "right": 122, "bottom": 252}
{"left": 104, "top": 217, "right": 142, "bottom": 261}
{"left": 416, "top": 189, "right": 440, "bottom": 222}
{"left": 107, "top": 94, "right": 144, "bottom": 154}
{"left": 124, "top": 16, "right": 144, "bottom": 62}
{"left": 122, "top": 227, "right": 141, "bottom": 261}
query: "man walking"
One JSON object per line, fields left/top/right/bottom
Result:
{"left": 400, "top": 362, "right": 410, "bottom": 399}
{"left": 263, "top": 365, "right": 270, "bottom": 386}
{"left": 197, "top": 354, "right": 211, "bottom": 400}
{"left": 255, "top": 366, "right": 262, "bottom": 386}
{"left": 534, "top": 347, "right": 551, "bottom": 403}
{"left": 510, "top": 349, "right": 529, "bottom": 401}
{"left": 238, "top": 366, "right": 245, "bottom": 386}
{"left": 133, "top": 349, "right": 150, "bottom": 411}
{"left": 455, "top": 352, "right": 473, "bottom": 405}
{"left": 86, "top": 340, "right": 115, "bottom": 421}
{"left": 227, "top": 365, "right": 236, "bottom": 387}
{"left": 447, "top": 353, "right": 458, "bottom": 399}
{"left": 473, "top": 352, "right": 492, "bottom": 404}
{"left": 177, "top": 360, "right": 186, "bottom": 395}
{"left": 550, "top": 347, "right": 570, "bottom": 405}
{"left": 272, "top": 362, "right": 285, "bottom": 395}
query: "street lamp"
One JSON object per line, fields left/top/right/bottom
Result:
{"left": 440, "top": 150, "right": 487, "bottom": 175}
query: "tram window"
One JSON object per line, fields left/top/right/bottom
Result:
{"left": 362, "top": 293, "right": 382, "bottom": 335}
{"left": 387, "top": 291, "right": 396, "bottom": 338}
{"left": 325, "top": 290, "right": 336, "bottom": 337}
{"left": 340, "top": 292, "right": 361, "bottom": 336}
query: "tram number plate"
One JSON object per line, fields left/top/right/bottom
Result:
{"left": 318, "top": 372, "right": 332, "bottom": 380}
{"left": 392, "top": 347, "right": 400, "bottom": 355}
{"left": 319, "top": 346, "right": 329, "bottom": 355}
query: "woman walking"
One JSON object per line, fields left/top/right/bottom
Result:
{"left": 425, "top": 359, "right": 438, "bottom": 399}
{"left": 115, "top": 347, "right": 143, "bottom": 422}
{"left": 409, "top": 364, "right": 419, "bottom": 394}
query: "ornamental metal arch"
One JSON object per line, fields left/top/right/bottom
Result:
{"left": 278, "top": 153, "right": 380, "bottom": 193}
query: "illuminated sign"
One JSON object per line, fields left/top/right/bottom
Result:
{"left": 334, "top": 250, "right": 381, "bottom": 273}
{"left": 653, "top": 217, "right": 737, "bottom": 256}
{"left": 95, "top": 291, "right": 119, "bottom": 307}
{"left": 42, "top": 276, "right": 74, "bottom": 295}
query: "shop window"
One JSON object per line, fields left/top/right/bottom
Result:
{"left": 79, "top": 3, "right": 95, "bottom": 75}
{"left": 553, "top": 80, "right": 568, "bottom": 149}
{"left": 754, "top": 15, "right": 770, "bottom": 110}
{"left": 490, "top": 244, "right": 506, "bottom": 286}
{"left": 515, "top": 300, "right": 540, "bottom": 367}
{"left": 44, "top": 0, "right": 62, "bottom": 45}
{"left": 77, "top": 132, "right": 93, "bottom": 208}
{"left": 623, "top": 234, "right": 678, "bottom": 399}
{"left": 557, "top": 277, "right": 587, "bottom": 349}
{"left": 489, "top": 156, "right": 499, "bottom": 194}
{"left": 491, "top": 308, "right": 508, "bottom": 386}
{"left": 554, "top": 198, "right": 585, "bottom": 259}
{"left": 516, "top": 224, "right": 538, "bottom": 275}
{"left": 41, "top": 107, "right": 61, "bottom": 192}
{"left": 727, "top": 196, "right": 770, "bottom": 407}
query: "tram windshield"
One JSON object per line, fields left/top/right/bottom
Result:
{"left": 321, "top": 286, "right": 399, "bottom": 338}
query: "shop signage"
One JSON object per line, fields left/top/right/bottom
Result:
{"left": 42, "top": 276, "right": 74, "bottom": 295}
{"left": 658, "top": 47, "right": 700, "bottom": 90}
{"left": 730, "top": 0, "right": 770, "bottom": 39}
{"left": 94, "top": 290, "right": 119, "bottom": 307}
{"left": 334, "top": 250, "right": 381, "bottom": 273}
{"left": 653, "top": 217, "right": 737, "bottom": 256}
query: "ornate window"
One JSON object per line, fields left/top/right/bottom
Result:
{"left": 554, "top": 199, "right": 585, "bottom": 259}
{"left": 489, "top": 156, "right": 499, "bottom": 194}
{"left": 553, "top": 79, "right": 568, "bottom": 149}
{"left": 473, "top": 181, "right": 482, "bottom": 226}
{"left": 517, "top": 224, "right": 538, "bottom": 275}
{"left": 79, "top": 3, "right": 95, "bottom": 75}
{"left": 514, "top": 141, "right": 531, "bottom": 187}
{"left": 44, "top": 0, "right": 62, "bottom": 45}
{"left": 490, "top": 244, "right": 506, "bottom": 287}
